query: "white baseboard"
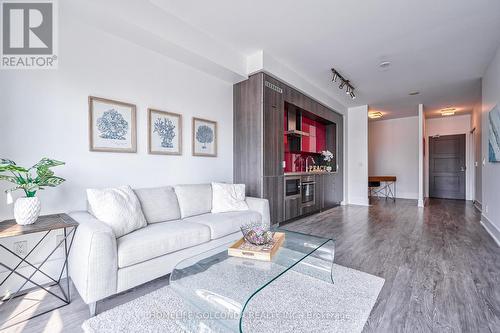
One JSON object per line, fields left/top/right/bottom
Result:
{"left": 481, "top": 214, "right": 500, "bottom": 247}
{"left": 348, "top": 196, "right": 369, "bottom": 206}
{"left": 473, "top": 200, "right": 482, "bottom": 212}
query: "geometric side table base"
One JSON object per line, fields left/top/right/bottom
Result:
{"left": 0, "top": 214, "right": 78, "bottom": 329}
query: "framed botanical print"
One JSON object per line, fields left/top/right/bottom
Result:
{"left": 148, "top": 109, "right": 182, "bottom": 155}
{"left": 192, "top": 117, "right": 217, "bottom": 157}
{"left": 89, "top": 96, "right": 137, "bottom": 153}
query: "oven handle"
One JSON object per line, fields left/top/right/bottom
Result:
{"left": 302, "top": 182, "right": 316, "bottom": 185}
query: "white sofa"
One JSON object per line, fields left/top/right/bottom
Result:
{"left": 68, "top": 184, "right": 270, "bottom": 316}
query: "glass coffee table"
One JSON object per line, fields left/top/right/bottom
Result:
{"left": 169, "top": 230, "right": 335, "bottom": 332}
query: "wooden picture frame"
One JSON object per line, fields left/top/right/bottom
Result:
{"left": 148, "top": 108, "right": 182, "bottom": 155}
{"left": 89, "top": 96, "right": 137, "bottom": 153}
{"left": 192, "top": 117, "right": 217, "bottom": 157}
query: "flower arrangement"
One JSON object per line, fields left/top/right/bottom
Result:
{"left": 240, "top": 223, "right": 274, "bottom": 245}
{"left": 320, "top": 150, "right": 334, "bottom": 172}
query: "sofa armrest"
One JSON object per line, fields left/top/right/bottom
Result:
{"left": 68, "top": 211, "right": 117, "bottom": 304}
{"left": 245, "top": 197, "right": 271, "bottom": 229}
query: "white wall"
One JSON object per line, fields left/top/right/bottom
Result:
{"left": 425, "top": 114, "right": 473, "bottom": 201}
{"left": 481, "top": 44, "right": 500, "bottom": 245}
{"left": 420, "top": 104, "right": 427, "bottom": 206}
{"left": 369, "top": 116, "right": 419, "bottom": 200}
{"left": 347, "top": 105, "right": 369, "bottom": 206}
{"left": 472, "top": 98, "right": 482, "bottom": 205}
{"left": 0, "top": 9, "right": 233, "bottom": 294}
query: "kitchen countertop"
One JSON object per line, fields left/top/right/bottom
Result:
{"left": 284, "top": 171, "right": 337, "bottom": 176}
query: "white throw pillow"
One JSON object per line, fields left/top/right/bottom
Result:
{"left": 211, "top": 182, "right": 249, "bottom": 213}
{"left": 87, "top": 185, "right": 147, "bottom": 238}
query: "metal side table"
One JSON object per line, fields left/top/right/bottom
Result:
{"left": 0, "top": 214, "right": 78, "bottom": 328}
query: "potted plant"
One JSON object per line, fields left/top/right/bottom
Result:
{"left": 320, "top": 150, "right": 334, "bottom": 172}
{"left": 0, "top": 158, "right": 65, "bottom": 225}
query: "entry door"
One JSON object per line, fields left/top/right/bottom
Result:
{"left": 429, "top": 134, "right": 466, "bottom": 200}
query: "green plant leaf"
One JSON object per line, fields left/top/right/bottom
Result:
{"left": 23, "top": 183, "right": 39, "bottom": 192}
{"left": 5, "top": 186, "right": 22, "bottom": 193}
{"left": 0, "top": 164, "right": 28, "bottom": 173}
{"left": 36, "top": 166, "right": 54, "bottom": 180}
{"left": 31, "top": 158, "right": 65, "bottom": 170}
{"left": 38, "top": 176, "right": 65, "bottom": 187}
{"left": 0, "top": 158, "right": 16, "bottom": 166}
{"left": 0, "top": 175, "right": 19, "bottom": 184}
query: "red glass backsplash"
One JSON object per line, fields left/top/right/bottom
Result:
{"left": 284, "top": 114, "right": 327, "bottom": 173}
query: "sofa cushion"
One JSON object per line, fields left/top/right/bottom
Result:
{"left": 86, "top": 185, "right": 147, "bottom": 238}
{"left": 117, "top": 221, "right": 211, "bottom": 268}
{"left": 184, "top": 210, "right": 262, "bottom": 240}
{"left": 211, "top": 182, "right": 249, "bottom": 213}
{"left": 174, "top": 184, "right": 212, "bottom": 218}
{"left": 134, "top": 186, "right": 181, "bottom": 223}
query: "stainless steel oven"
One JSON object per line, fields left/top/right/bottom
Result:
{"left": 285, "top": 177, "right": 301, "bottom": 197}
{"left": 301, "top": 175, "right": 315, "bottom": 207}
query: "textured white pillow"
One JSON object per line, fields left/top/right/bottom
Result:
{"left": 87, "top": 185, "right": 147, "bottom": 238}
{"left": 211, "top": 182, "right": 249, "bottom": 213}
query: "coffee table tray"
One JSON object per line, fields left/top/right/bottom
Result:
{"left": 228, "top": 232, "right": 285, "bottom": 261}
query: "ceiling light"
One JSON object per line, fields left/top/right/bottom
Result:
{"left": 368, "top": 111, "right": 383, "bottom": 119}
{"left": 441, "top": 108, "right": 456, "bottom": 116}
{"left": 331, "top": 68, "right": 356, "bottom": 100}
{"left": 409, "top": 91, "right": 420, "bottom": 96}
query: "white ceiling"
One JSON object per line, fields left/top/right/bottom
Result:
{"left": 152, "top": 0, "right": 500, "bottom": 119}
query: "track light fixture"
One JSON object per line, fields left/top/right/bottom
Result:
{"left": 331, "top": 68, "right": 356, "bottom": 99}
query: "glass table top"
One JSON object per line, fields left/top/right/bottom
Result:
{"left": 169, "top": 229, "right": 335, "bottom": 332}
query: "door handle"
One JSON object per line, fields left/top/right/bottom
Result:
{"left": 460, "top": 166, "right": 466, "bottom": 172}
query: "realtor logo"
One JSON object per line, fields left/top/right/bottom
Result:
{"left": 1, "top": 0, "right": 58, "bottom": 69}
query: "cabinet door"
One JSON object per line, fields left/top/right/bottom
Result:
{"left": 263, "top": 176, "right": 284, "bottom": 225}
{"left": 316, "top": 175, "right": 324, "bottom": 210}
{"left": 284, "top": 197, "right": 301, "bottom": 221}
{"left": 263, "top": 79, "right": 284, "bottom": 177}
{"left": 333, "top": 173, "right": 343, "bottom": 204}
{"left": 323, "top": 175, "right": 336, "bottom": 209}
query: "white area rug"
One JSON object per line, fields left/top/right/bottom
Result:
{"left": 83, "top": 261, "right": 384, "bottom": 333}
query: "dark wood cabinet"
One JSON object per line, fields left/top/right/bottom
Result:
{"left": 263, "top": 176, "right": 284, "bottom": 224}
{"left": 315, "top": 175, "right": 323, "bottom": 211}
{"left": 284, "top": 196, "right": 301, "bottom": 220}
{"left": 323, "top": 174, "right": 337, "bottom": 209}
{"left": 234, "top": 72, "right": 343, "bottom": 225}
{"left": 263, "top": 77, "right": 284, "bottom": 177}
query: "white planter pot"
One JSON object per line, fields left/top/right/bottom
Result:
{"left": 14, "top": 197, "right": 41, "bottom": 225}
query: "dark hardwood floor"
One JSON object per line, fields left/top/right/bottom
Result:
{"left": 283, "top": 198, "right": 500, "bottom": 333}
{"left": 2, "top": 198, "right": 499, "bottom": 332}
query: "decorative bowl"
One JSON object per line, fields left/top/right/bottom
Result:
{"left": 240, "top": 223, "right": 274, "bottom": 245}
